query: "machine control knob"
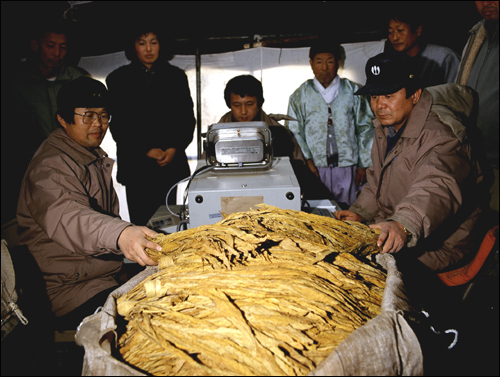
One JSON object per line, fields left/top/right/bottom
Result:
{"left": 195, "top": 195, "right": 204, "bottom": 203}
{"left": 286, "top": 192, "right": 295, "bottom": 200}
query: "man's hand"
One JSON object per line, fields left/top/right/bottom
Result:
{"left": 355, "top": 167, "right": 367, "bottom": 187}
{"left": 307, "top": 159, "right": 320, "bottom": 178}
{"left": 369, "top": 221, "right": 408, "bottom": 254}
{"left": 334, "top": 210, "right": 364, "bottom": 222}
{"left": 157, "top": 147, "right": 176, "bottom": 167}
{"left": 117, "top": 226, "right": 161, "bottom": 266}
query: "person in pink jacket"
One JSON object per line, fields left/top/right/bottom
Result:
{"left": 16, "top": 76, "right": 161, "bottom": 329}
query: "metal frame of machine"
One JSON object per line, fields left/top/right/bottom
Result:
{"left": 204, "top": 121, "right": 273, "bottom": 170}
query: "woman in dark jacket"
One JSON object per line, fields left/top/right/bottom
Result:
{"left": 106, "top": 25, "right": 195, "bottom": 225}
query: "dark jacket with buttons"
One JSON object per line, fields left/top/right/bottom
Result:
{"left": 16, "top": 128, "right": 130, "bottom": 317}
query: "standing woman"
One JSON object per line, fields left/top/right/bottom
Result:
{"left": 106, "top": 25, "right": 195, "bottom": 225}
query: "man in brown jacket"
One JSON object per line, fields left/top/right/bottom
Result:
{"left": 335, "top": 51, "right": 486, "bottom": 275}
{"left": 16, "top": 76, "right": 161, "bottom": 328}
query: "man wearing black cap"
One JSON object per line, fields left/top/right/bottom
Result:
{"left": 335, "top": 51, "right": 486, "bottom": 276}
{"left": 16, "top": 76, "right": 161, "bottom": 328}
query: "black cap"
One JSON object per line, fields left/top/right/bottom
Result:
{"left": 354, "top": 51, "right": 418, "bottom": 96}
{"left": 57, "top": 76, "right": 109, "bottom": 113}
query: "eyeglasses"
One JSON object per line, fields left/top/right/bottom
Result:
{"left": 74, "top": 111, "right": 112, "bottom": 124}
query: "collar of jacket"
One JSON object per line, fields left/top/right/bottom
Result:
{"left": 414, "top": 42, "right": 429, "bottom": 58}
{"left": 131, "top": 58, "right": 169, "bottom": 74}
{"left": 308, "top": 77, "right": 347, "bottom": 104}
{"left": 22, "top": 59, "right": 71, "bottom": 81}
{"left": 426, "top": 84, "right": 474, "bottom": 142}
{"left": 373, "top": 90, "right": 433, "bottom": 139}
{"left": 47, "top": 128, "right": 108, "bottom": 166}
{"left": 469, "top": 19, "right": 484, "bottom": 35}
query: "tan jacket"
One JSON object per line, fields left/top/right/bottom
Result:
{"left": 351, "top": 85, "right": 485, "bottom": 271}
{"left": 16, "top": 128, "right": 131, "bottom": 316}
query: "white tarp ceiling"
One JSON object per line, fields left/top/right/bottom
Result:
{"left": 79, "top": 40, "right": 385, "bottom": 160}
{"left": 78, "top": 40, "right": 385, "bottom": 220}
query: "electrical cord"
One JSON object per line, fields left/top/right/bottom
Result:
{"left": 177, "top": 165, "right": 215, "bottom": 231}
{"left": 165, "top": 164, "right": 214, "bottom": 221}
{"left": 165, "top": 176, "right": 191, "bottom": 218}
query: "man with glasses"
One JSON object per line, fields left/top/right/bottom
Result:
{"left": 16, "top": 77, "right": 162, "bottom": 329}
{"left": 286, "top": 37, "right": 375, "bottom": 208}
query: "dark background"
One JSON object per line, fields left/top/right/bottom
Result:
{"left": 0, "top": 4, "right": 498, "bottom": 377}
{"left": 0, "top": 0, "right": 484, "bottom": 226}
{"left": 1, "top": 1, "right": 483, "bottom": 60}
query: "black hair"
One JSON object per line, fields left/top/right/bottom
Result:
{"left": 57, "top": 76, "right": 109, "bottom": 124}
{"left": 404, "top": 81, "right": 421, "bottom": 99}
{"left": 124, "top": 22, "right": 173, "bottom": 62}
{"left": 387, "top": 6, "right": 424, "bottom": 33}
{"left": 224, "top": 75, "right": 264, "bottom": 108}
{"left": 309, "top": 37, "right": 342, "bottom": 62}
{"left": 31, "top": 17, "right": 72, "bottom": 44}
{"left": 403, "top": 56, "right": 422, "bottom": 98}
{"left": 58, "top": 107, "right": 75, "bottom": 126}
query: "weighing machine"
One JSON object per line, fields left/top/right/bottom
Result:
{"left": 147, "top": 121, "right": 338, "bottom": 232}
{"left": 187, "top": 156, "right": 301, "bottom": 228}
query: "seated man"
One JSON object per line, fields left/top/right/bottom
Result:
{"left": 16, "top": 76, "right": 161, "bottom": 329}
{"left": 335, "top": 52, "right": 486, "bottom": 303}
{"left": 220, "top": 74, "right": 333, "bottom": 200}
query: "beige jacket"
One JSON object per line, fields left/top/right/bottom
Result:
{"left": 351, "top": 85, "right": 485, "bottom": 271}
{"left": 16, "top": 128, "right": 131, "bottom": 316}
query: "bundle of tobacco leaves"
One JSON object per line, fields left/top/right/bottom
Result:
{"left": 117, "top": 204, "right": 385, "bottom": 376}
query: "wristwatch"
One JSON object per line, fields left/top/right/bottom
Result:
{"left": 402, "top": 226, "right": 412, "bottom": 243}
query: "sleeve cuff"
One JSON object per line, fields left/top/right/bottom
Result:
{"left": 349, "top": 204, "right": 375, "bottom": 223}
{"left": 389, "top": 216, "right": 418, "bottom": 248}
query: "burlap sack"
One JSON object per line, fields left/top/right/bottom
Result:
{"left": 1, "top": 239, "right": 29, "bottom": 340}
{"left": 75, "top": 253, "right": 423, "bottom": 376}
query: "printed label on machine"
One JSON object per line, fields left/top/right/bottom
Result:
{"left": 221, "top": 196, "right": 264, "bottom": 216}
{"left": 220, "top": 146, "right": 261, "bottom": 155}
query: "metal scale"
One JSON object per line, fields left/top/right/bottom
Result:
{"left": 148, "top": 122, "right": 337, "bottom": 232}
{"left": 187, "top": 121, "right": 301, "bottom": 228}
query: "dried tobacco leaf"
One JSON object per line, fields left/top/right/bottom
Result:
{"left": 119, "top": 205, "right": 385, "bottom": 376}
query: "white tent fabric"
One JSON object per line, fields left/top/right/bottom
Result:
{"left": 78, "top": 40, "right": 385, "bottom": 221}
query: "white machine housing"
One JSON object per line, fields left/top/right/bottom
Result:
{"left": 188, "top": 157, "right": 300, "bottom": 228}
